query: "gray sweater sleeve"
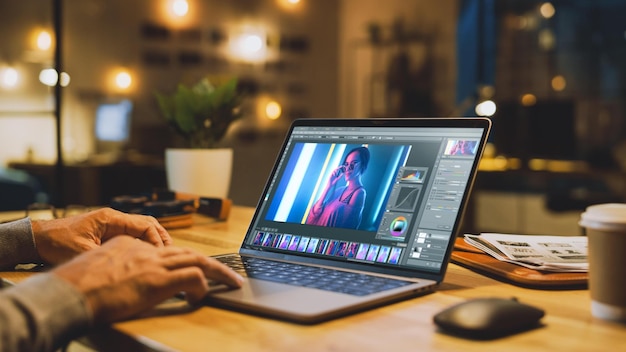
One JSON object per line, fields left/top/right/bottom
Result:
{"left": 0, "top": 218, "right": 40, "bottom": 269}
{"left": 0, "top": 274, "right": 92, "bottom": 352}
{"left": 0, "top": 219, "right": 93, "bottom": 351}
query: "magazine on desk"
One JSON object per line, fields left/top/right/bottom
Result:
{"left": 463, "top": 233, "right": 588, "bottom": 272}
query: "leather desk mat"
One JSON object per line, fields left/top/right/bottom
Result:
{"left": 451, "top": 237, "right": 588, "bottom": 289}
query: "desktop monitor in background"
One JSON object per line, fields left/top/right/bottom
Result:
{"left": 94, "top": 99, "right": 133, "bottom": 158}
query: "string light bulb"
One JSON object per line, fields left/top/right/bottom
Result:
{"left": 38, "top": 69, "right": 70, "bottom": 87}
{"left": 59, "top": 72, "right": 71, "bottom": 87}
{"left": 230, "top": 28, "right": 268, "bottom": 62}
{"left": 475, "top": 100, "right": 497, "bottom": 117}
{"left": 171, "top": 0, "right": 189, "bottom": 17}
{"left": 36, "top": 30, "right": 53, "bottom": 51}
{"left": 238, "top": 34, "right": 263, "bottom": 54}
{"left": 539, "top": 2, "right": 556, "bottom": 19}
{"left": 265, "top": 101, "right": 282, "bottom": 120}
{"left": 551, "top": 75, "right": 566, "bottom": 91}
{"left": 1, "top": 67, "right": 19, "bottom": 88}
{"left": 521, "top": 93, "right": 537, "bottom": 106}
{"left": 115, "top": 71, "right": 132, "bottom": 90}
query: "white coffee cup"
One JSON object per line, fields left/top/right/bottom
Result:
{"left": 579, "top": 203, "right": 626, "bottom": 323}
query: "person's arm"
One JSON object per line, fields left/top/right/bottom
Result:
{"left": 0, "top": 232, "right": 243, "bottom": 351}
{"left": 0, "top": 208, "right": 172, "bottom": 269}
{"left": 31, "top": 207, "right": 173, "bottom": 265}
{"left": 51, "top": 236, "right": 243, "bottom": 324}
{"left": 308, "top": 167, "right": 343, "bottom": 222}
{"left": 0, "top": 218, "right": 91, "bottom": 351}
{"left": 0, "top": 218, "right": 39, "bottom": 270}
{"left": 0, "top": 274, "right": 91, "bottom": 352}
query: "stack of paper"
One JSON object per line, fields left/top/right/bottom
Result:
{"left": 464, "top": 233, "right": 588, "bottom": 272}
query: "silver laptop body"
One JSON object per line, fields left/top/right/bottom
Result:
{"left": 206, "top": 117, "right": 491, "bottom": 324}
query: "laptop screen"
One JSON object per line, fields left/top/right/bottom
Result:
{"left": 241, "top": 118, "right": 490, "bottom": 278}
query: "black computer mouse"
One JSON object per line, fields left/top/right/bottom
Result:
{"left": 433, "top": 297, "right": 545, "bottom": 339}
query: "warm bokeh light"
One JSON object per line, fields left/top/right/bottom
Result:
{"left": 59, "top": 72, "right": 70, "bottom": 87}
{"left": 255, "top": 95, "right": 286, "bottom": 127}
{"left": 29, "top": 27, "right": 54, "bottom": 52}
{"left": 1, "top": 67, "right": 19, "bottom": 88}
{"left": 239, "top": 34, "right": 263, "bottom": 53}
{"left": 479, "top": 85, "right": 495, "bottom": 99}
{"left": 515, "top": 14, "right": 539, "bottom": 31}
{"left": 551, "top": 75, "right": 566, "bottom": 91}
{"left": 39, "top": 68, "right": 57, "bottom": 86}
{"left": 539, "top": 2, "right": 556, "bottom": 19}
{"left": 528, "top": 158, "right": 548, "bottom": 171}
{"left": 36, "top": 30, "right": 52, "bottom": 51}
{"left": 528, "top": 158, "right": 584, "bottom": 172}
{"left": 38, "top": 69, "right": 70, "bottom": 87}
{"left": 161, "top": 0, "right": 193, "bottom": 27}
{"left": 265, "top": 101, "right": 282, "bottom": 120}
{"left": 115, "top": 71, "right": 132, "bottom": 90}
{"left": 483, "top": 142, "right": 496, "bottom": 158}
{"left": 521, "top": 93, "right": 537, "bottom": 106}
{"left": 276, "top": 0, "right": 304, "bottom": 12}
{"left": 538, "top": 28, "right": 555, "bottom": 50}
{"left": 230, "top": 28, "right": 267, "bottom": 62}
{"left": 478, "top": 155, "right": 523, "bottom": 172}
{"left": 475, "top": 100, "right": 496, "bottom": 117}
{"left": 172, "top": 0, "right": 189, "bottom": 17}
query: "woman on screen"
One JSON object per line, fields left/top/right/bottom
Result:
{"left": 306, "top": 146, "right": 369, "bottom": 229}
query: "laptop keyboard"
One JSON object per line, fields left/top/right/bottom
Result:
{"left": 216, "top": 255, "right": 413, "bottom": 296}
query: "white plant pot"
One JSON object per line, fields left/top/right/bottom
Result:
{"left": 165, "top": 148, "right": 233, "bottom": 199}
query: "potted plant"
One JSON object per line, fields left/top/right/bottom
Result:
{"left": 155, "top": 77, "right": 244, "bottom": 198}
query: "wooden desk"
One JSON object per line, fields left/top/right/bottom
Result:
{"left": 2, "top": 207, "right": 625, "bottom": 351}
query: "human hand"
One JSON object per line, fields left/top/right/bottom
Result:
{"left": 329, "top": 166, "right": 345, "bottom": 184}
{"left": 31, "top": 207, "right": 172, "bottom": 265}
{"left": 53, "top": 235, "right": 244, "bottom": 324}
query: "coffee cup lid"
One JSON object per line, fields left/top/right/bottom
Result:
{"left": 579, "top": 203, "right": 626, "bottom": 231}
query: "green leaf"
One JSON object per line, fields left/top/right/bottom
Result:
{"left": 154, "top": 76, "right": 244, "bottom": 148}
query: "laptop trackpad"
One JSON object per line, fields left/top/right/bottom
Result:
{"left": 207, "top": 278, "right": 358, "bottom": 310}
{"left": 209, "top": 278, "right": 308, "bottom": 300}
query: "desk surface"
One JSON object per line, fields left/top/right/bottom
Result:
{"left": 2, "top": 207, "right": 625, "bottom": 351}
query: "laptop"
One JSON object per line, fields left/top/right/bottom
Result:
{"left": 205, "top": 117, "right": 491, "bottom": 323}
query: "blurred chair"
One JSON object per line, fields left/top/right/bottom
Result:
{"left": 0, "top": 167, "right": 47, "bottom": 211}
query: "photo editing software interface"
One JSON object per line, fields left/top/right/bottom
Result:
{"left": 244, "top": 125, "right": 483, "bottom": 274}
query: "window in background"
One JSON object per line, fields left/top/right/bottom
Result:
{"left": 491, "top": 0, "right": 626, "bottom": 167}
